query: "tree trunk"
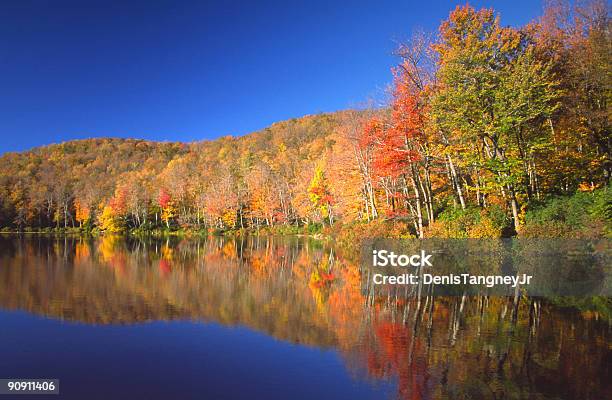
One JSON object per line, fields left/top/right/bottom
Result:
{"left": 447, "top": 155, "right": 466, "bottom": 209}
{"left": 409, "top": 173, "right": 424, "bottom": 238}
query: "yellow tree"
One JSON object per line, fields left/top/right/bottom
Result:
{"left": 308, "top": 163, "right": 335, "bottom": 225}
{"left": 158, "top": 189, "right": 176, "bottom": 228}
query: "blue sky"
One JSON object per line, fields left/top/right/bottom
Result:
{"left": 0, "top": 0, "right": 544, "bottom": 154}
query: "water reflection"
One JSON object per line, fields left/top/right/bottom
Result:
{"left": 0, "top": 235, "right": 609, "bottom": 399}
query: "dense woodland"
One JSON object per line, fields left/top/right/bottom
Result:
{"left": 0, "top": 2, "right": 610, "bottom": 237}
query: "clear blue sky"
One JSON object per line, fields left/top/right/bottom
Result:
{"left": 0, "top": 0, "right": 544, "bottom": 154}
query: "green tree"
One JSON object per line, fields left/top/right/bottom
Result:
{"left": 430, "top": 5, "right": 560, "bottom": 229}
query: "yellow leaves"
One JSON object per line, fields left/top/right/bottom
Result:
{"left": 579, "top": 182, "right": 601, "bottom": 192}
{"left": 74, "top": 199, "right": 90, "bottom": 224}
{"left": 98, "top": 205, "right": 124, "bottom": 233}
{"left": 425, "top": 209, "right": 504, "bottom": 238}
{"left": 161, "top": 201, "right": 176, "bottom": 227}
{"left": 466, "top": 217, "right": 502, "bottom": 238}
{"left": 221, "top": 209, "right": 236, "bottom": 228}
{"left": 308, "top": 163, "right": 334, "bottom": 221}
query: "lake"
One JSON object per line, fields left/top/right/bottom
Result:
{"left": 0, "top": 235, "right": 609, "bottom": 399}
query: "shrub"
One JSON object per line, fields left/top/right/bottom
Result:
{"left": 306, "top": 222, "right": 323, "bottom": 235}
{"left": 426, "top": 206, "right": 509, "bottom": 238}
{"left": 520, "top": 187, "right": 611, "bottom": 238}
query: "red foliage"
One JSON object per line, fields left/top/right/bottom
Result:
{"left": 384, "top": 209, "right": 410, "bottom": 219}
{"left": 360, "top": 117, "right": 384, "bottom": 149}
{"left": 158, "top": 189, "right": 171, "bottom": 209}
{"left": 364, "top": 65, "right": 427, "bottom": 182}
{"left": 272, "top": 210, "right": 288, "bottom": 223}
{"left": 391, "top": 65, "right": 425, "bottom": 140}
{"left": 308, "top": 186, "right": 335, "bottom": 206}
{"left": 109, "top": 189, "right": 127, "bottom": 214}
{"left": 320, "top": 272, "right": 335, "bottom": 282}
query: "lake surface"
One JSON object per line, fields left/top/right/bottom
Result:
{"left": 0, "top": 235, "right": 609, "bottom": 399}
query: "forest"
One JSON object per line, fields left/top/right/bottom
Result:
{"left": 0, "top": 1, "right": 610, "bottom": 239}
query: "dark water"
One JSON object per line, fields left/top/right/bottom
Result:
{"left": 0, "top": 235, "right": 609, "bottom": 400}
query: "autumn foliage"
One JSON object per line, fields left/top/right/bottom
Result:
{"left": 0, "top": 1, "right": 609, "bottom": 237}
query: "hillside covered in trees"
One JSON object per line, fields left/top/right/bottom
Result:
{"left": 0, "top": 2, "right": 610, "bottom": 238}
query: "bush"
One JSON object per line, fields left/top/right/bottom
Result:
{"left": 520, "top": 187, "right": 611, "bottom": 238}
{"left": 426, "top": 206, "right": 509, "bottom": 238}
{"left": 306, "top": 222, "right": 323, "bottom": 235}
{"left": 270, "top": 224, "right": 302, "bottom": 236}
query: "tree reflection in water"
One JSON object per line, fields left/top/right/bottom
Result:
{"left": 0, "top": 235, "right": 609, "bottom": 399}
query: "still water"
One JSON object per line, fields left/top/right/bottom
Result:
{"left": 0, "top": 235, "right": 609, "bottom": 399}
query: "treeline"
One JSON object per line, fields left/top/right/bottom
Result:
{"left": 0, "top": 1, "right": 609, "bottom": 237}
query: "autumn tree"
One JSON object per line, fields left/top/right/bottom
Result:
{"left": 157, "top": 188, "right": 176, "bottom": 228}
{"left": 336, "top": 109, "right": 380, "bottom": 221}
{"left": 74, "top": 198, "right": 90, "bottom": 227}
{"left": 308, "top": 163, "right": 335, "bottom": 225}
{"left": 98, "top": 187, "right": 128, "bottom": 233}
{"left": 430, "top": 5, "right": 561, "bottom": 230}
{"left": 530, "top": 0, "right": 611, "bottom": 190}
